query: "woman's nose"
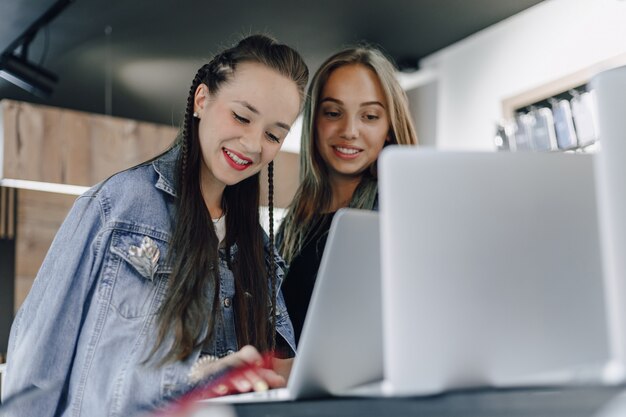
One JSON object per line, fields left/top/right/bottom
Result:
{"left": 240, "top": 130, "right": 263, "bottom": 154}
{"left": 339, "top": 117, "right": 358, "bottom": 140}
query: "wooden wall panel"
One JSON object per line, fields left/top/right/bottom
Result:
{"left": 1, "top": 100, "right": 177, "bottom": 185}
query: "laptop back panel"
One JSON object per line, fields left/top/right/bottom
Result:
{"left": 288, "top": 209, "right": 383, "bottom": 398}
{"left": 592, "top": 65, "right": 626, "bottom": 381}
{"left": 379, "top": 148, "right": 609, "bottom": 395}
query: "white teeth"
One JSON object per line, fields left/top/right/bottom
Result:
{"left": 225, "top": 149, "right": 250, "bottom": 165}
{"left": 335, "top": 146, "right": 360, "bottom": 155}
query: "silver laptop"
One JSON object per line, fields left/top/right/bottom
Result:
{"left": 205, "top": 208, "right": 382, "bottom": 403}
{"left": 592, "top": 65, "right": 626, "bottom": 383}
{"left": 377, "top": 148, "right": 611, "bottom": 396}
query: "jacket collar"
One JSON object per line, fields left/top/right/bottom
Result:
{"left": 152, "top": 145, "right": 179, "bottom": 198}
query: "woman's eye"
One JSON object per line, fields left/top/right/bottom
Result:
{"left": 324, "top": 110, "right": 341, "bottom": 118}
{"left": 233, "top": 112, "right": 250, "bottom": 124}
{"left": 266, "top": 132, "right": 280, "bottom": 143}
{"left": 364, "top": 114, "right": 379, "bottom": 121}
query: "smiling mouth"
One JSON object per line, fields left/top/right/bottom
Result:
{"left": 223, "top": 148, "right": 253, "bottom": 171}
{"left": 333, "top": 146, "right": 362, "bottom": 156}
{"left": 224, "top": 148, "right": 252, "bottom": 165}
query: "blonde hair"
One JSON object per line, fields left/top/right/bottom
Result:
{"left": 279, "top": 46, "right": 418, "bottom": 263}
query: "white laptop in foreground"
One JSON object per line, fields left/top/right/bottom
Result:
{"left": 206, "top": 209, "right": 382, "bottom": 403}
{"left": 592, "top": 64, "right": 626, "bottom": 382}
{"left": 377, "top": 148, "right": 611, "bottom": 396}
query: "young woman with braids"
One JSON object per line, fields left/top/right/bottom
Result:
{"left": 277, "top": 46, "right": 418, "bottom": 344}
{"left": 3, "top": 34, "right": 308, "bottom": 416}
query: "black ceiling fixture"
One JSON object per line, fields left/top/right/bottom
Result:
{"left": 0, "top": 0, "right": 75, "bottom": 98}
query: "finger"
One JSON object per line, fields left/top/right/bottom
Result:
{"left": 221, "top": 345, "right": 263, "bottom": 369}
{"left": 210, "top": 381, "right": 233, "bottom": 397}
{"left": 229, "top": 375, "right": 253, "bottom": 393}
{"left": 255, "top": 367, "right": 287, "bottom": 388}
{"left": 237, "top": 345, "right": 265, "bottom": 366}
{"left": 241, "top": 369, "right": 269, "bottom": 392}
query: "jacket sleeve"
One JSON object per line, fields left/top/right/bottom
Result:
{"left": 3, "top": 193, "right": 105, "bottom": 416}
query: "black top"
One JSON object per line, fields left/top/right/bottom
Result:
{"left": 280, "top": 212, "right": 336, "bottom": 345}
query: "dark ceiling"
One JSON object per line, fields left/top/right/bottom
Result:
{"left": 0, "top": 0, "right": 544, "bottom": 127}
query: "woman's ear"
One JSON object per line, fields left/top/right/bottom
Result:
{"left": 193, "top": 83, "right": 209, "bottom": 115}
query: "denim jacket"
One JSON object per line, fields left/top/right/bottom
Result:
{"left": 3, "top": 146, "right": 295, "bottom": 417}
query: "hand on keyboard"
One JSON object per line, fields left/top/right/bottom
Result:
{"left": 199, "top": 345, "right": 286, "bottom": 396}
{"left": 157, "top": 345, "right": 286, "bottom": 415}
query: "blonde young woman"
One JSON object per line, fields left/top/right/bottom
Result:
{"left": 277, "top": 46, "right": 418, "bottom": 343}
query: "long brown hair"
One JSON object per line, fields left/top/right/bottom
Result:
{"left": 153, "top": 34, "right": 308, "bottom": 363}
{"left": 279, "top": 46, "right": 418, "bottom": 263}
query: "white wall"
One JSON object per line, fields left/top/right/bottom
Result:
{"left": 419, "top": 0, "right": 626, "bottom": 150}
{"left": 281, "top": 114, "right": 303, "bottom": 154}
{"left": 406, "top": 80, "right": 439, "bottom": 148}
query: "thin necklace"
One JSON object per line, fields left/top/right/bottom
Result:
{"left": 212, "top": 211, "right": 225, "bottom": 223}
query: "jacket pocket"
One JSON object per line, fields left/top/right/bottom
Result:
{"left": 107, "top": 230, "right": 172, "bottom": 319}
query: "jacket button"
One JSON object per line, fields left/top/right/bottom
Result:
{"left": 223, "top": 297, "right": 231, "bottom": 308}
